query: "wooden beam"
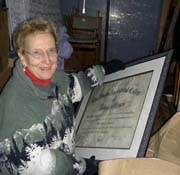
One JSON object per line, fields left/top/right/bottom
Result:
{"left": 156, "top": 0, "right": 172, "bottom": 52}
{"left": 164, "top": 0, "right": 180, "bottom": 50}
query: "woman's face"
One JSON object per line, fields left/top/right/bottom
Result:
{"left": 18, "top": 32, "right": 57, "bottom": 80}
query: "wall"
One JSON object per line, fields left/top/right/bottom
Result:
{"left": 61, "top": 0, "right": 163, "bottom": 64}
{"left": 6, "top": 0, "right": 63, "bottom": 49}
{"left": 7, "top": 0, "right": 163, "bottom": 63}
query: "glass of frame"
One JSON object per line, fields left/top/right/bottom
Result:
{"left": 75, "top": 51, "right": 172, "bottom": 160}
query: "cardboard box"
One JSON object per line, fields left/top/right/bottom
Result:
{"left": 146, "top": 112, "right": 180, "bottom": 165}
{"left": 0, "top": 9, "right": 9, "bottom": 72}
{"left": 99, "top": 158, "right": 180, "bottom": 175}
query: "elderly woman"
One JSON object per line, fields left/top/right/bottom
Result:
{"left": 0, "top": 17, "right": 105, "bottom": 175}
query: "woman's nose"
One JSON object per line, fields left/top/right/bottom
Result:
{"left": 43, "top": 52, "right": 51, "bottom": 64}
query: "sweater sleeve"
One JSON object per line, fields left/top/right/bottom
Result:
{"left": 69, "top": 65, "right": 105, "bottom": 103}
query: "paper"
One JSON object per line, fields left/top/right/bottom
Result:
{"left": 76, "top": 71, "right": 153, "bottom": 148}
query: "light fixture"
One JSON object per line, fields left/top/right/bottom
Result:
{"left": 82, "top": 0, "right": 86, "bottom": 14}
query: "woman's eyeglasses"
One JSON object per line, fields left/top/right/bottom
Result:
{"left": 24, "top": 48, "right": 58, "bottom": 60}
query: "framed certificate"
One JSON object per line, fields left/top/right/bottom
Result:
{"left": 75, "top": 51, "right": 172, "bottom": 160}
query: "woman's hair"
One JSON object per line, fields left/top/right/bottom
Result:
{"left": 13, "top": 17, "right": 57, "bottom": 52}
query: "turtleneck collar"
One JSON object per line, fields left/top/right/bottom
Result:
{"left": 24, "top": 67, "right": 51, "bottom": 87}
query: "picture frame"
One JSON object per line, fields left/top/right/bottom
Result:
{"left": 75, "top": 51, "right": 172, "bottom": 160}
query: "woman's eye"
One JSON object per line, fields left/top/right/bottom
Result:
{"left": 50, "top": 48, "right": 58, "bottom": 54}
{"left": 33, "top": 50, "right": 43, "bottom": 57}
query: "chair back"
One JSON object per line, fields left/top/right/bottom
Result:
{"left": 72, "top": 16, "right": 99, "bottom": 30}
{"left": 65, "top": 14, "right": 102, "bottom": 41}
{"left": 63, "top": 12, "right": 102, "bottom": 72}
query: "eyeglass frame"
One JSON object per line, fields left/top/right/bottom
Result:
{"left": 23, "top": 48, "right": 58, "bottom": 60}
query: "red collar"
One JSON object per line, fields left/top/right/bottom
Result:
{"left": 24, "top": 67, "right": 51, "bottom": 87}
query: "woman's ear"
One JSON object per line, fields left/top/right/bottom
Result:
{"left": 17, "top": 51, "right": 27, "bottom": 67}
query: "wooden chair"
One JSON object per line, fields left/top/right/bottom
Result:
{"left": 64, "top": 12, "right": 102, "bottom": 71}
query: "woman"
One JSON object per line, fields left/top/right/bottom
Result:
{"left": 0, "top": 17, "right": 105, "bottom": 175}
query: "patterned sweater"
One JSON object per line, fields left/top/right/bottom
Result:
{"left": 0, "top": 59, "right": 105, "bottom": 175}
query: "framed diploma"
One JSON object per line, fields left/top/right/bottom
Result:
{"left": 75, "top": 51, "right": 172, "bottom": 160}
